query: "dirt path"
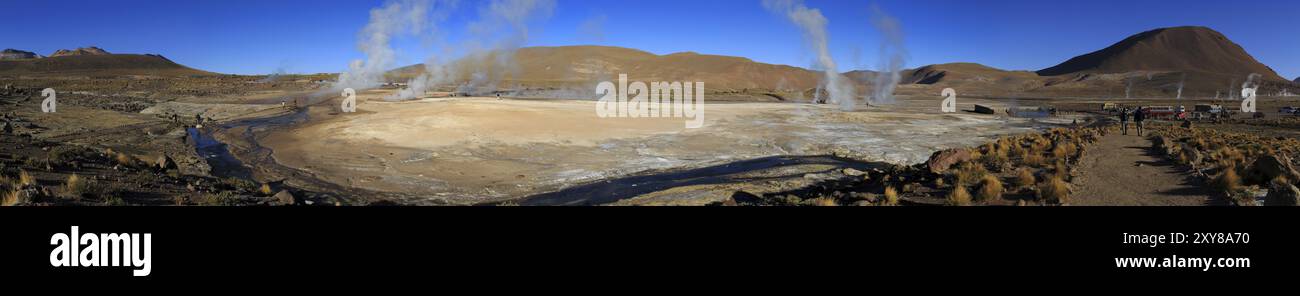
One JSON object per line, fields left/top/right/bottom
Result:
{"left": 1071, "top": 132, "right": 1220, "bottom": 206}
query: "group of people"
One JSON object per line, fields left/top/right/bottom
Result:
{"left": 1118, "top": 107, "right": 1146, "bottom": 136}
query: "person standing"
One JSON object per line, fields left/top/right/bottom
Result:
{"left": 1134, "top": 107, "right": 1146, "bottom": 136}
{"left": 1119, "top": 107, "right": 1130, "bottom": 135}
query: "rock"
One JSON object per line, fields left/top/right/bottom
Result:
{"left": 973, "top": 104, "right": 996, "bottom": 114}
{"left": 1, "top": 122, "right": 11, "bottom": 134}
{"left": 729, "top": 191, "right": 762, "bottom": 205}
{"left": 1265, "top": 182, "right": 1300, "bottom": 206}
{"left": 802, "top": 173, "right": 832, "bottom": 180}
{"left": 925, "top": 148, "right": 972, "bottom": 174}
{"left": 156, "top": 155, "right": 178, "bottom": 170}
{"left": 1245, "top": 155, "right": 1300, "bottom": 185}
{"left": 842, "top": 168, "right": 867, "bottom": 177}
{"left": 271, "top": 190, "right": 296, "bottom": 206}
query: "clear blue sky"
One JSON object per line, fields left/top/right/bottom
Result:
{"left": 2, "top": 0, "right": 1296, "bottom": 79}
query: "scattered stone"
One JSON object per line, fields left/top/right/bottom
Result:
{"left": 1265, "top": 182, "right": 1300, "bottom": 206}
{"left": 1245, "top": 155, "right": 1300, "bottom": 185}
{"left": 842, "top": 168, "right": 867, "bottom": 177}
{"left": 271, "top": 190, "right": 296, "bottom": 206}
{"left": 156, "top": 155, "right": 178, "bottom": 170}
{"left": 925, "top": 148, "right": 972, "bottom": 174}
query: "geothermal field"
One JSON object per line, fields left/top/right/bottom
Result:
{"left": 3, "top": 0, "right": 1299, "bottom": 207}
{"left": 253, "top": 91, "right": 1069, "bottom": 205}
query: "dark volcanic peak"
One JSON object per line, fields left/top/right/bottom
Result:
{"left": 0, "top": 49, "right": 40, "bottom": 60}
{"left": 0, "top": 48, "right": 213, "bottom": 77}
{"left": 49, "top": 46, "right": 112, "bottom": 57}
{"left": 1037, "top": 26, "right": 1286, "bottom": 82}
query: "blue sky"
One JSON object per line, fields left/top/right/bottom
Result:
{"left": 2, "top": 0, "right": 1297, "bottom": 79}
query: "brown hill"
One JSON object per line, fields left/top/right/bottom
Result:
{"left": 847, "top": 63, "right": 1040, "bottom": 89}
{"left": 1037, "top": 26, "right": 1286, "bottom": 82}
{"left": 1, "top": 49, "right": 40, "bottom": 60}
{"left": 391, "top": 45, "right": 823, "bottom": 93}
{"left": 0, "top": 53, "right": 213, "bottom": 77}
{"left": 49, "top": 46, "right": 111, "bottom": 57}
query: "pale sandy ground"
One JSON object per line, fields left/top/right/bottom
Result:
{"left": 259, "top": 90, "right": 1081, "bottom": 204}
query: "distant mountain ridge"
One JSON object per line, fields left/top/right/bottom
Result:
{"left": 49, "top": 47, "right": 112, "bottom": 57}
{"left": 390, "top": 45, "right": 824, "bottom": 93}
{"left": 0, "top": 49, "right": 40, "bottom": 60}
{"left": 0, "top": 46, "right": 213, "bottom": 77}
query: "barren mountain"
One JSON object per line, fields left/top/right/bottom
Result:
{"left": 848, "top": 63, "right": 1040, "bottom": 89}
{"left": 1038, "top": 26, "right": 1286, "bottom": 82}
{"left": 49, "top": 46, "right": 112, "bottom": 57}
{"left": 0, "top": 49, "right": 39, "bottom": 60}
{"left": 392, "top": 45, "right": 823, "bottom": 93}
{"left": 0, "top": 51, "right": 212, "bottom": 77}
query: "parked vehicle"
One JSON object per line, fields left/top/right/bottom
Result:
{"left": 1142, "top": 106, "right": 1179, "bottom": 120}
{"left": 1190, "top": 104, "right": 1227, "bottom": 119}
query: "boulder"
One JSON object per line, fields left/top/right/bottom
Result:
{"left": 1246, "top": 155, "right": 1300, "bottom": 185}
{"left": 925, "top": 148, "right": 972, "bottom": 174}
{"left": 973, "top": 104, "right": 996, "bottom": 114}
{"left": 1265, "top": 182, "right": 1300, "bottom": 206}
{"left": 1, "top": 121, "right": 11, "bottom": 134}
{"left": 271, "top": 190, "right": 296, "bottom": 206}
{"left": 156, "top": 155, "right": 178, "bottom": 170}
{"left": 841, "top": 168, "right": 867, "bottom": 177}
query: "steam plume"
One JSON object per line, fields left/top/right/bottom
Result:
{"left": 334, "top": 0, "right": 445, "bottom": 93}
{"left": 452, "top": 0, "right": 556, "bottom": 96}
{"left": 869, "top": 4, "right": 906, "bottom": 105}
{"left": 1176, "top": 73, "right": 1185, "bottom": 99}
{"left": 763, "top": 0, "right": 856, "bottom": 111}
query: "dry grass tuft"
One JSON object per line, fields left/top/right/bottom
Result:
{"left": 952, "top": 161, "right": 988, "bottom": 187}
{"left": 64, "top": 174, "right": 90, "bottom": 199}
{"left": 947, "top": 186, "right": 972, "bottom": 206}
{"left": 1015, "top": 168, "right": 1036, "bottom": 189}
{"left": 977, "top": 175, "right": 1004, "bottom": 202}
{"left": 1213, "top": 167, "right": 1242, "bottom": 194}
{"left": 810, "top": 197, "right": 838, "bottom": 206}
{"left": 18, "top": 170, "right": 36, "bottom": 186}
{"left": 1, "top": 189, "right": 22, "bottom": 206}
{"left": 115, "top": 153, "right": 135, "bottom": 167}
{"left": 1037, "top": 175, "right": 1070, "bottom": 204}
{"left": 883, "top": 186, "right": 899, "bottom": 206}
